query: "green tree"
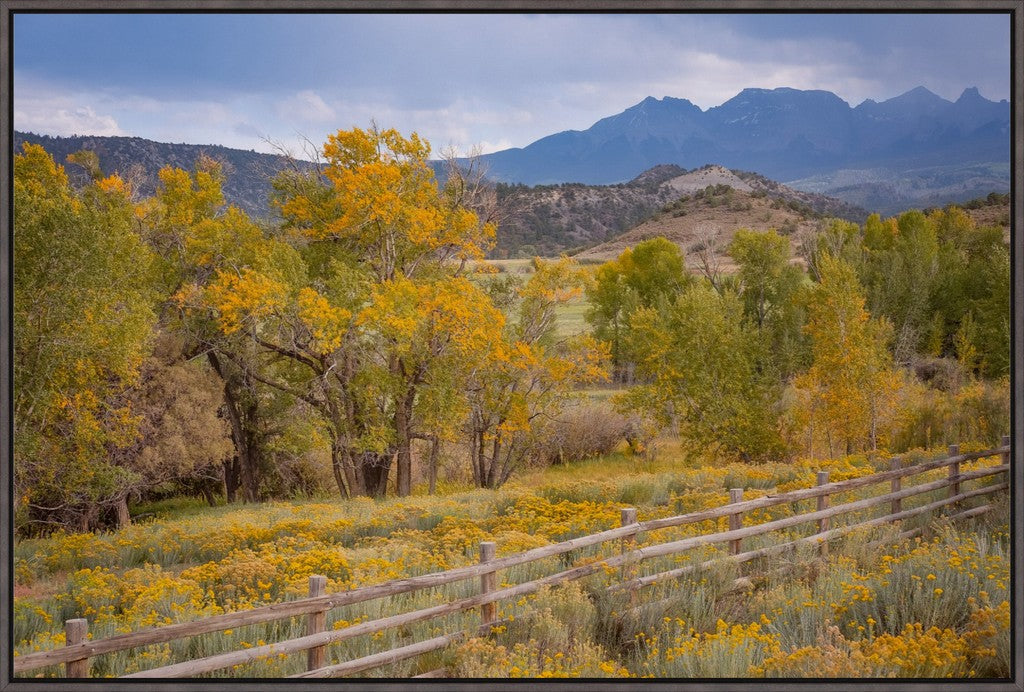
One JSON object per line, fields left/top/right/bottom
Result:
{"left": 727, "top": 229, "right": 809, "bottom": 377}
{"left": 927, "top": 207, "right": 1009, "bottom": 375}
{"left": 585, "top": 237, "right": 689, "bottom": 380}
{"left": 972, "top": 248, "right": 1010, "bottom": 377}
{"left": 14, "top": 144, "right": 156, "bottom": 532}
{"left": 623, "top": 282, "right": 784, "bottom": 463}
{"left": 859, "top": 211, "right": 940, "bottom": 364}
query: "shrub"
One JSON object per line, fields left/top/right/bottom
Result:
{"left": 638, "top": 619, "right": 782, "bottom": 677}
{"left": 453, "top": 582, "right": 629, "bottom": 677}
{"left": 531, "top": 403, "right": 628, "bottom": 467}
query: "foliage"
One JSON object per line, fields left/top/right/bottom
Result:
{"left": 468, "top": 258, "right": 610, "bottom": 488}
{"left": 851, "top": 208, "right": 1008, "bottom": 373}
{"left": 791, "top": 254, "right": 900, "bottom": 457}
{"left": 623, "top": 282, "right": 785, "bottom": 462}
{"left": 584, "top": 237, "right": 690, "bottom": 379}
{"left": 182, "top": 126, "right": 501, "bottom": 498}
{"left": 14, "top": 144, "right": 157, "bottom": 532}
{"left": 727, "top": 229, "right": 809, "bottom": 377}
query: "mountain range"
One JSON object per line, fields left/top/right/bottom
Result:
{"left": 477, "top": 86, "right": 1009, "bottom": 213}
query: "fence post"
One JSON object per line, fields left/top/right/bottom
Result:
{"left": 1001, "top": 435, "right": 1010, "bottom": 467}
{"left": 816, "top": 472, "right": 829, "bottom": 556}
{"left": 728, "top": 489, "right": 744, "bottom": 555}
{"left": 890, "top": 457, "right": 902, "bottom": 516}
{"left": 307, "top": 575, "right": 328, "bottom": 672}
{"left": 948, "top": 444, "right": 961, "bottom": 511}
{"left": 479, "top": 541, "right": 497, "bottom": 626}
{"left": 620, "top": 508, "right": 638, "bottom": 605}
{"left": 64, "top": 618, "right": 89, "bottom": 678}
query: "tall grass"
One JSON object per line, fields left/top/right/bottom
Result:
{"left": 13, "top": 443, "right": 1009, "bottom": 678}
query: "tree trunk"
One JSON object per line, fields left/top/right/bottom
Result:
{"left": 470, "top": 427, "right": 482, "bottom": 487}
{"left": 427, "top": 435, "right": 440, "bottom": 495}
{"left": 200, "top": 485, "right": 217, "bottom": 507}
{"left": 487, "top": 436, "right": 502, "bottom": 488}
{"left": 474, "top": 429, "right": 488, "bottom": 488}
{"left": 78, "top": 504, "right": 99, "bottom": 533}
{"left": 223, "top": 457, "right": 241, "bottom": 503}
{"left": 394, "top": 389, "right": 416, "bottom": 497}
{"left": 238, "top": 389, "right": 260, "bottom": 503}
{"left": 115, "top": 496, "right": 131, "bottom": 529}
{"left": 208, "top": 352, "right": 259, "bottom": 503}
{"left": 360, "top": 451, "right": 392, "bottom": 498}
{"left": 329, "top": 437, "right": 350, "bottom": 499}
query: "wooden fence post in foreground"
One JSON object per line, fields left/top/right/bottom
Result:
{"left": 1001, "top": 435, "right": 1010, "bottom": 468}
{"left": 948, "top": 444, "right": 961, "bottom": 511}
{"left": 307, "top": 575, "right": 328, "bottom": 671}
{"left": 890, "top": 457, "right": 902, "bottom": 516}
{"left": 479, "top": 542, "right": 497, "bottom": 626}
{"left": 816, "top": 472, "right": 830, "bottom": 556}
{"left": 728, "top": 489, "right": 744, "bottom": 555}
{"left": 620, "top": 508, "right": 638, "bottom": 605}
{"left": 64, "top": 618, "right": 89, "bottom": 678}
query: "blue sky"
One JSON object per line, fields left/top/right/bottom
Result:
{"left": 13, "top": 12, "right": 1011, "bottom": 157}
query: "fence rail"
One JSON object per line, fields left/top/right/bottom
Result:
{"left": 13, "top": 438, "right": 1011, "bottom": 679}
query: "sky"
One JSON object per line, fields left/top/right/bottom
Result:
{"left": 13, "top": 12, "right": 1012, "bottom": 157}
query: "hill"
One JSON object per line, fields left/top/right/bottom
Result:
{"left": 573, "top": 177, "right": 1011, "bottom": 269}
{"left": 14, "top": 132, "right": 863, "bottom": 259}
{"left": 572, "top": 166, "right": 826, "bottom": 266}
{"left": 13, "top": 131, "right": 314, "bottom": 219}
{"left": 493, "top": 164, "right": 865, "bottom": 258}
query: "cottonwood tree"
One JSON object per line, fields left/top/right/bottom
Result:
{"left": 146, "top": 158, "right": 303, "bottom": 503}
{"left": 14, "top": 144, "right": 156, "bottom": 532}
{"left": 858, "top": 211, "right": 940, "bottom": 365}
{"left": 468, "top": 258, "right": 609, "bottom": 488}
{"left": 623, "top": 281, "right": 784, "bottom": 463}
{"left": 727, "top": 229, "right": 808, "bottom": 378}
{"left": 585, "top": 237, "right": 689, "bottom": 381}
{"left": 793, "top": 254, "right": 901, "bottom": 455}
{"left": 183, "top": 127, "right": 501, "bottom": 498}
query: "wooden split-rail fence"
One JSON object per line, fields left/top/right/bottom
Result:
{"left": 13, "top": 439, "right": 1011, "bottom": 679}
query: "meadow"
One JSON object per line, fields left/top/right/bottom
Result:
{"left": 13, "top": 440, "right": 1010, "bottom": 678}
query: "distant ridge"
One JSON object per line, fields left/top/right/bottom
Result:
{"left": 13, "top": 131, "right": 315, "bottom": 219}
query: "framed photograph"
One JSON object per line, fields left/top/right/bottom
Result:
{"left": 2, "top": 2, "right": 1020, "bottom": 690}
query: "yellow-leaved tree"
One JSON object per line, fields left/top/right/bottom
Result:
{"left": 180, "top": 126, "right": 503, "bottom": 497}
{"left": 148, "top": 157, "right": 306, "bottom": 504}
{"left": 467, "top": 258, "right": 609, "bottom": 488}
{"left": 14, "top": 144, "right": 156, "bottom": 532}
{"left": 793, "top": 253, "right": 901, "bottom": 456}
